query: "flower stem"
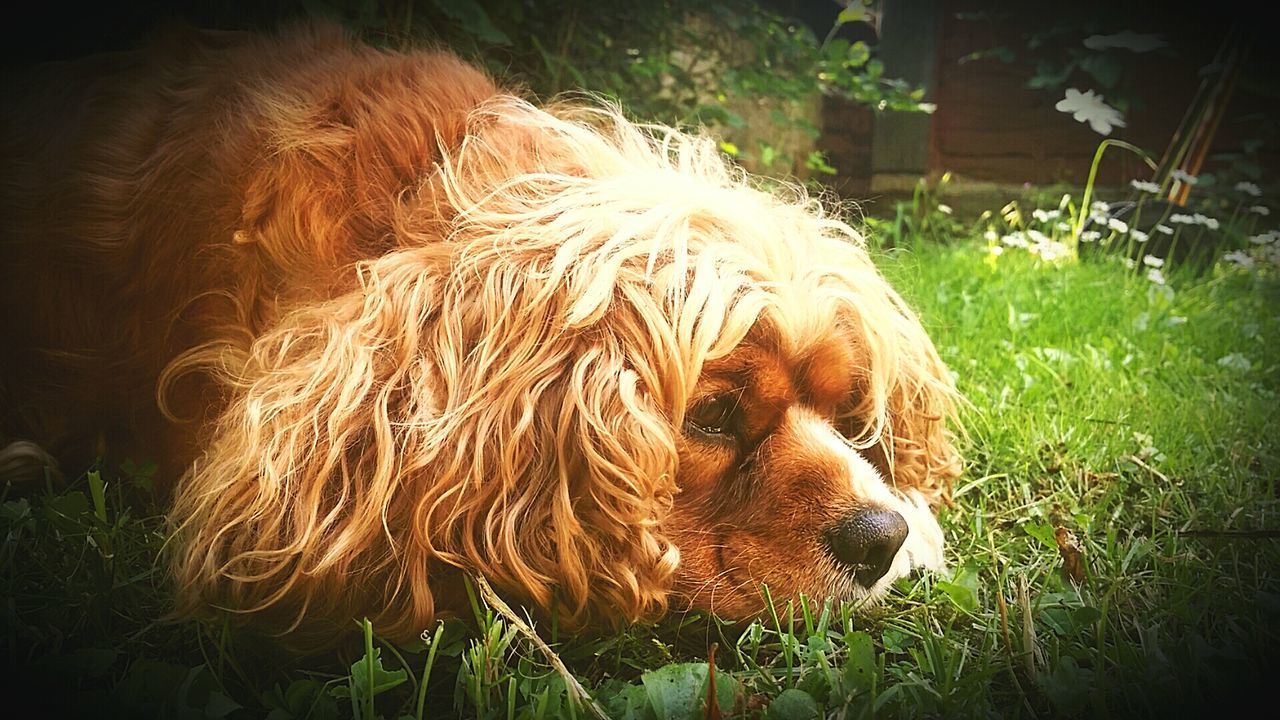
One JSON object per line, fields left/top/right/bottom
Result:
{"left": 1073, "top": 139, "right": 1158, "bottom": 247}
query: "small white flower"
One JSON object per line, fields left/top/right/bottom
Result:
{"left": 1143, "top": 254, "right": 1165, "bottom": 268}
{"left": 1034, "top": 240, "right": 1070, "bottom": 262}
{"left": 1083, "top": 31, "right": 1167, "bottom": 52}
{"left": 1091, "top": 200, "right": 1111, "bottom": 214}
{"left": 1155, "top": 224, "right": 1174, "bottom": 235}
{"left": 1123, "top": 257, "right": 1136, "bottom": 269}
{"left": 1056, "top": 222, "right": 1073, "bottom": 232}
{"left": 1108, "top": 218, "right": 1129, "bottom": 233}
{"left": 1033, "top": 208, "right": 1060, "bottom": 222}
{"left": 1249, "top": 230, "right": 1278, "bottom": 245}
{"left": 1028, "top": 229, "right": 1049, "bottom": 244}
{"left": 1263, "top": 245, "right": 1280, "bottom": 266}
{"left": 1169, "top": 213, "right": 1197, "bottom": 224}
{"left": 1056, "top": 88, "right": 1127, "bottom": 135}
{"left": 1217, "top": 353, "right": 1252, "bottom": 371}
{"left": 1131, "top": 229, "right": 1149, "bottom": 243}
{"left": 987, "top": 244, "right": 1005, "bottom": 256}
{"left": 984, "top": 229, "right": 999, "bottom": 242}
{"left": 1222, "top": 250, "right": 1255, "bottom": 269}
{"left": 1262, "top": 245, "right": 1280, "bottom": 267}
{"left": 1192, "top": 213, "right": 1220, "bottom": 230}
{"left": 917, "top": 103, "right": 937, "bottom": 114}
{"left": 1171, "top": 169, "right": 1198, "bottom": 186}
{"left": 1234, "top": 181, "right": 1263, "bottom": 197}
{"left": 1250, "top": 205, "right": 1271, "bottom": 216}
{"left": 1080, "top": 230, "right": 1102, "bottom": 242}
{"left": 1146, "top": 267, "right": 1166, "bottom": 284}
{"left": 1002, "top": 232, "right": 1029, "bottom": 248}
{"left": 937, "top": 204, "right": 953, "bottom": 215}
{"left": 1129, "top": 179, "right": 1161, "bottom": 194}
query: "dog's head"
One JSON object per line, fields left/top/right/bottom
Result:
{"left": 168, "top": 96, "right": 960, "bottom": 643}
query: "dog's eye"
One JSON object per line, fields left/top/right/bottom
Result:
{"left": 686, "top": 394, "right": 739, "bottom": 436}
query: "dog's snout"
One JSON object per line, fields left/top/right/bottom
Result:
{"left": 825, "top": 508, "right": 909, "bottom": 587}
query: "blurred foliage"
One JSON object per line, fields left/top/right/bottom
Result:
{"left": 302, "top": 0, "right": 931, "bottom": 176}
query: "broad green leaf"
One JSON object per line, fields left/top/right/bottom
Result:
{"left": 843, "top": 631, "right": 877, "bottom": 694}
{"left": 767, "top": 688, "right": 821, "bottom": 719}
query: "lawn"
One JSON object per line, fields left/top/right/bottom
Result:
{"left": 4, "top": 231, "right": 1277, "bottom": 719}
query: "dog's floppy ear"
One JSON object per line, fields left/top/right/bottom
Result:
{"left": 832, "top": 267, "right": 963, "bottom": 507}
{"left": 166, "top": 240, "right": 683, "bottom": 643}
{"left": 166, "top": 247, "right": 456, "bottom": 642}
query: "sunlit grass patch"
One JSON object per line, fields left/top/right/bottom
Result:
{"left": 3, "top": 238, "right": 1277, "bottom": 718}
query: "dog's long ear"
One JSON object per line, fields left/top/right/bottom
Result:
{"left": 166, "top": 241, "right": 683, "bottom": 643}
{"left": 166, "top": 247, "right": 458, "bottom": 642}
{"left": 830, "top": 257, "right": 963, "bottom": 507}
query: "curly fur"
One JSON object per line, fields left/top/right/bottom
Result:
{"left": 1, "top": 22, "right": 961, "bottom": 647}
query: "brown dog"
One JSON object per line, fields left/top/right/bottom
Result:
{"left": 1, "top": 22, "right": 961, "bottom": 646}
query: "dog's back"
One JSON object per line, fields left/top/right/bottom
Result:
{"left": 1, "top": 24, "right": 499, "bottom": 477}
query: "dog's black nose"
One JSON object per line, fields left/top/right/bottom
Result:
{"left": 825, "top": 508, "right": 909, "bottom": 587}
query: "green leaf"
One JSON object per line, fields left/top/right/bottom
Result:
{"left": 43, "top": 491, "right": 91, "bottom": 535}
{"left": 1079, "top": 53, "right": 1123, "bottom": 89}
{"left": 1023, "top": 522, "right": 1058, "bottom": 549}
{"left": 204, "top": 691, "right": 243, "bottom": 719}
{"left": 836, "top": 5, "right": 866, "bottom": 26}
{"left": 596, "top": 679, "right": 653, "bottom": 720}
{"left": 937, "top": 560, "right": 981, "bottom": 612}
{"left": 336, "top": 648, "right": 408, "bottom": 700}
{"left": 767, "top": 688, "right": 821, "bottom": 719}
{"left": 641, "top": 662, "right": 736, "bottom": 720}
{"left": 1039, "top": 656, "right": 1094, "bottom": 715}
{"left": 843, "top": 631, "right": 877, "bottom": 695}
{"left": 432, "top": 0, "right": 511, "bottom": 46}
{"left": 87, "top": 470, "right": 108, "bottom": 523}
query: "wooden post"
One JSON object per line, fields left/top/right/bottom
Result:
{"left": 870, "top": 0, "right": 942, "bottom": 193}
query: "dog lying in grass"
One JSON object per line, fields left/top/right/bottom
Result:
{"left": 0, "top": 22, "right": 961, "bottom": 647}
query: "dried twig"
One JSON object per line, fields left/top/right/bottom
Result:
{"left": 472, "top": 574, "right": 610, "bottom": 720}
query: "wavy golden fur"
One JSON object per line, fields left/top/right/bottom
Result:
{"left": 1, "top": 22, "right": 961, "bottom": 647}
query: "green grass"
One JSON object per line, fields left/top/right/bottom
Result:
{"left": 3, "top": 239, "right": 1277, "bottom": 719}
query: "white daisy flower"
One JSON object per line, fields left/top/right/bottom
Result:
{"left": 1249, "top": 231, "right": 1278, "bottom": 245}
{"left": 1002, "top": 232, "right": 1029, "bottom": 248}
{"left": 1146, "top": 267, "right": 1166, "bottom": 284}
{"left": 937, "top": 204, "right": 953, "bottom": 215}
{"left": 1234, "top": 181, "right": 1262, "bottom": 197}
{"left": 1155, "top": 224, "right": 1174, "bottom": 235}
{"left": 1192, "top": 214, "right": 1220, "bottom": 230}
{"left": 1129, "top": 179, "right": 1161, "bottom": 194}
{"left": 987, "top": 244, "right": 1005, "bottom": 256}
{"left": 1131, "top": 229, "right": 1149, "bottom": 243}
{"left": 1056, "top": 88, "right": 1126, "bottom": 135}
{"left": 984, "top": 229, "right": 999, "bottom": 242}
{"left": 1108, "top": 218, "right": 1129, "bottom": 233}
{"left": 1169, "top": 213, "right": 1197, "bottom": 224}
{"left": 1222, "top": 250, "right": 1255, "bottom": 269}
{"left": 1143, "top": 254, "right": 1165, "bottom": 268}
{"left": 1250, "top": 205, "right": 1270, "bottom": 216}
{"left": 1081, "top": 230, "right": 1102, "bottom": 242}
{"left": 1171, "top": 169, "right": 1198, "bottom": 186}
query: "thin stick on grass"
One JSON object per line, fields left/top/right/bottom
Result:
{"left": 472, "top": 574, "right": 610, "bottom": 720}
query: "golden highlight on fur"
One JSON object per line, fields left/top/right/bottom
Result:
{"left": 1, "top": 22, "right": 961, "bottom": 647}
